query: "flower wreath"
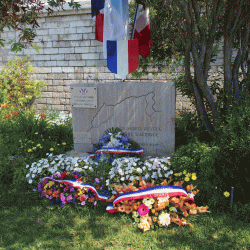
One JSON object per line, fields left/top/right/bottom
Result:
{"left": 90, "top": 127, "right": 144, "bottom": 164}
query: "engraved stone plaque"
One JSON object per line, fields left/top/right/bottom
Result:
{"left": 70, "top": 81, "right": 175, "bottom": 158}
{"left": 73, "top": 132, "right": 92, "bottom": 144}
{"left": 70, "top": 87, "right": 97, "bottom": 108}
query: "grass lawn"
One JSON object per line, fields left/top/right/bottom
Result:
{"left": 1, "top": 194, "right": 250, "bottom": 250}
{"left": 0, "top": 108, "right": 250, "bottom": 250}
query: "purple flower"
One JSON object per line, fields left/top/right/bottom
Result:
{"left": 67, "top": 195, "right": 72, "bottom": 202}
{"left": 69, "top": 186, "right": 75, "bottom": 192}
{"left": 80, "top": 201, "right": 85, "bottom": 206}
{"left": 95, "top": 178, "right": 99, "bottom": 184}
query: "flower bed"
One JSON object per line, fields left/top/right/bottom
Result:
{"left": 25, "top": 128, "right": 210, "bottom": 232}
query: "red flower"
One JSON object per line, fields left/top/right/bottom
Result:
{"left": 12, "top": 112, "right": 20, "bottom": 117}
{"left": 40, "top": 113, "right": 46, "bottom": 119}
{"left": 1, "top": 103, "right": 9, "bottom": 108}
{"left": 4, "top": 114, "right": 11, "bottom": 119}
{"left": 88, "top": 197, "right": 95, "bottom": 203}
{"left": 60, "top": 172, "right": 67, "bottom": 180}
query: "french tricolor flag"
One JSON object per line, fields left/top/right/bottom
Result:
{"left": 91, "top": 0, "right": 105, "bottom": 42}
{"left": 107, "top": 39, "right": 139, "bottom": 80}
{"left": 133, "top": 4, "right": 151, "bottom": 58}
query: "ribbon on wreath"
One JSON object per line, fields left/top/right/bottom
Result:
{"left": 106, "top": 185, "right": 195, "bottom": 213}
{"left": 89, "top": 147, "right": 144, "bottom": 159}
{"left": 38, "top": 177, "right": 110, "bottom": 201}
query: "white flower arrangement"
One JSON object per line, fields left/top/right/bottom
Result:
{"left": 106, "top": 156, "right": 173, "bottom": 193}
{"left": 26, "top": 152, "right": 96, "bottom": 187}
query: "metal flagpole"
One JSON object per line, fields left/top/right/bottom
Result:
{"left": 130, "top": 3, "right": 139, "bottom": 40}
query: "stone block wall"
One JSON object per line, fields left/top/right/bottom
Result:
{"left": 0, "top": 1, "right": 229, "bottom": 118}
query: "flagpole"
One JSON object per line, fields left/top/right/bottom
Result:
{"left": 130, "top": 3, "right": 139, "bottom": 40}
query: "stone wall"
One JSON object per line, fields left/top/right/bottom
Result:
{"left": 0, "top": 1, "right": 228, "bottom": 118}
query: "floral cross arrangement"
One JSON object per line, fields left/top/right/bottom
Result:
{"left": 26, "top": 127, "right": 210, "bottom": 232}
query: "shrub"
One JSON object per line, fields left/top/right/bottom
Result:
{"left": 175, "top": 109, "right": 213, "bottom": 151}
{"left": 0, "top": 109, "right": 74, "bottom": 162}
{"left": 170, "top": 138, "right": 229, "bottom": 213}
{"left": 211, "top": 90, "right": 250, "bottom": 206}
{"left": 0, "top": 56, "right": 47, "bottom": 112}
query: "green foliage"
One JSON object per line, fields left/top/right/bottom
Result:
{"left": 170, "top": 139, "right": 228, "bottom": 212}
{"left": 230, "top": 202, "right": 250, "bottom": 223}
{"left": 0, "top": 109, "right": 74, "bottom": 162}
{"left": 0, "top": 56, "right": 47, "bottom": 112}
{"left": 68, "top": 0, "right": 81, "bottom": 10}
{"left": 210, "top": 89, "right": 250, "bottom": 206}
{"left": 129, "top": 0, "right": 184, "bottom": 79}
{"left": 0, "top": 88, "right": 9, "bottom": 104}
{"left": 0, "top": 109, "right": 75, "bottom": 199}
{"left": 175, "top": 110, "right": 213, "bottom": 151}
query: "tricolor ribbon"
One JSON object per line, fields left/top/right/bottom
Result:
{"left": 89, "top": 147, "right": 144, "bottom": 159}
{"left": 106, "top": 185, "right": 195, "bottom": 213}
{"left": 38, "top": 177, "right": 110, "bottom": 201}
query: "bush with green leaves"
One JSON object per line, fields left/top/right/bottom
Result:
{"left": 169, "top": 138, "right": 231, "bottom": 213}
{"left": 210, "top": 89, "right": 250, "bottom": 206}
{"left": 175, "top": 109, "right": 213, "bottom": 151}
{"left": 0, "top": 109, "right": 74, "bottom": 164}
{"left": 0, "top": 56, "right": 47, "bottom": 112}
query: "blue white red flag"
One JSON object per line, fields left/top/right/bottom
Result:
{"left": 133, "top": 4, "right": 151, "bottom": 58}
{"left": 107, "top": 39, "right": 139, "bottom": 80}
{"left": 91, "top": 0, "right": 105, "bottom": 42}
{"left": 103, "top": 0, "right": 130, "bottom": 59}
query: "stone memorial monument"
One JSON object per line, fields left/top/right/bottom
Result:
{"left": 70, "top": 81, "right": 175, "bottom": 158}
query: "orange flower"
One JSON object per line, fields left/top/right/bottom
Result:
{"left": 169, "top": 197, "right": 180, "bottom": 204}
{"left": 52, "top": 190, "right": 60, "bottom": 198}
{"left": 146, "top": 215, "right": 152, "bottom": 226}
{"left": 161, "top": 179, "right": 167, "bottom": 186}
{"left": 180, "top": 206, "right": 189, "bottom": 212}
{"left": 153, "top": 217, "right": 157, "bottom": 222}
{"left": 173, "top": 181, "right": 184, "bottom": 187}
{"left": 183, "top": 210, "right": 189, "bottom": 217}
{"left": 192, "top": 189, "right": 199, "bottom": 195}
{"left": 155, "top": 212, "right": 158, "bottom": 216}
{"left": 4, "top": 114, "right": 11, "bottom": 119}
{"left": 12, "top": 111, "right": 20, "bottom": 117}
{"left": 189, "top": 203, "right": 197, "bottom": 209}
{"left": 197, "top": 206, "right": 209, "bottom": 213}
{"left": 40, "top": 113, "right": 46, "bottom": 119}
{"left": 114, "top": 185, "right": 123, "bottom": 193}
{"left": 88, "top": 197, "right": 95, "bottom": 203}
{"left": 157, "top": 221, "right": 161, "bottom": 225}
{"left": 154, "top": 204, "right": 166, "bottom": 211}
{"left": 189, "top": 209, "right": 197, "bottom": 215}
{"left": 132, "top": 203, "right": 138, "bottom": 210}
{"left": 1, "top": 103, "right": 9, "bottom": 108}
{"left": 47, "top": 189, "right": 52, "bottom": 195}
{"left": 124, "top": 205, "right": 133, "bottom": 214}
{"left": 186, "top": 184, "right": 194, "bottom": 192}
